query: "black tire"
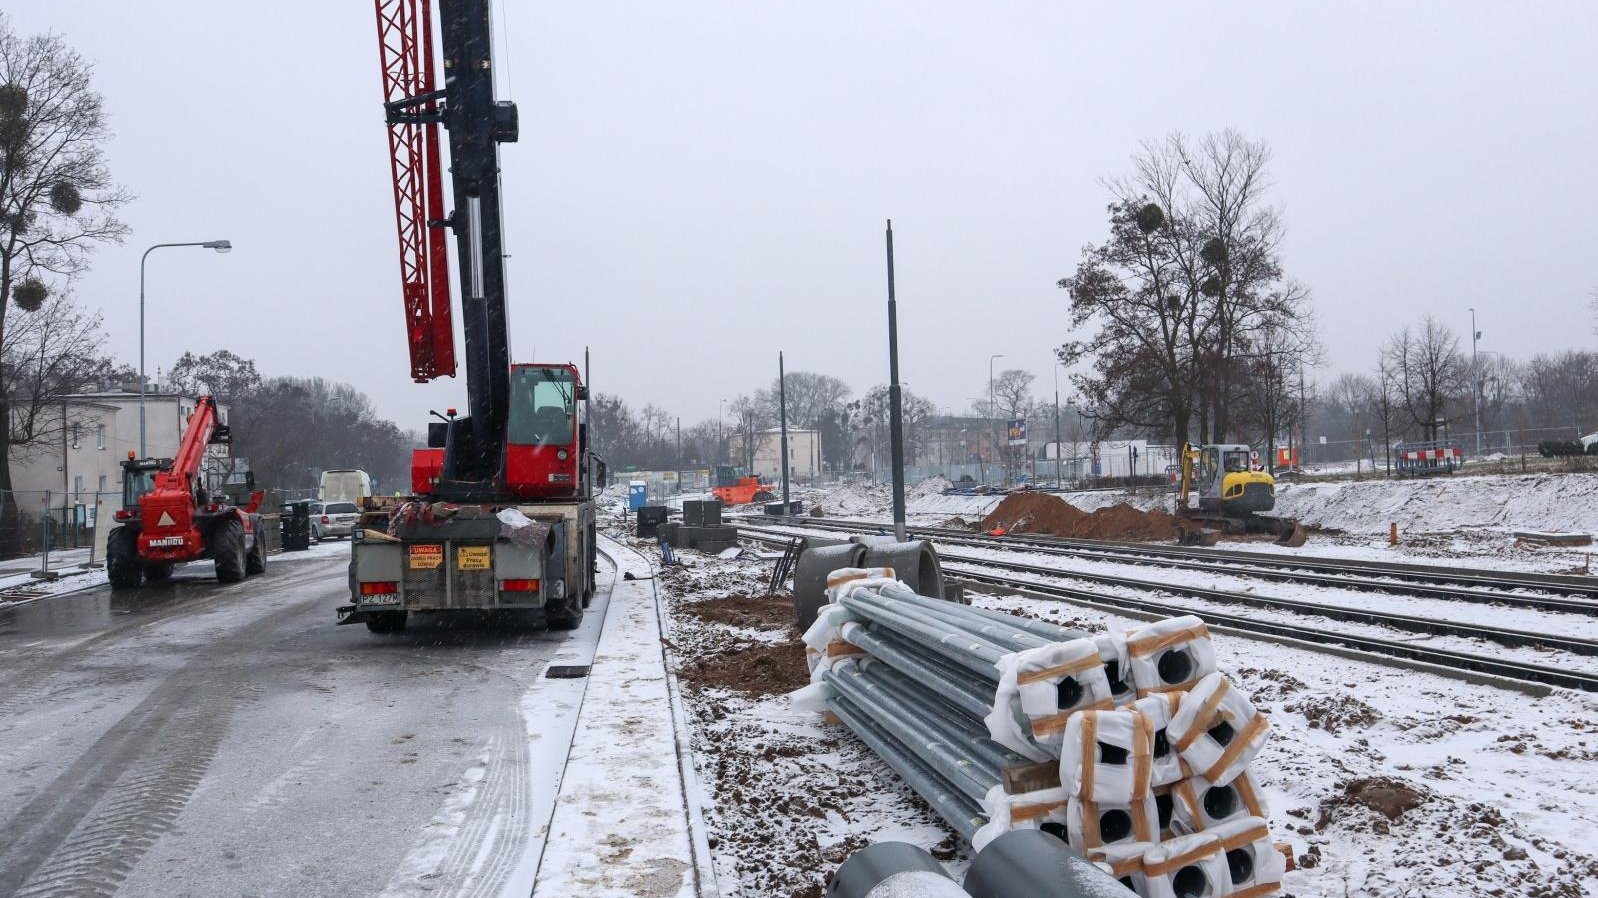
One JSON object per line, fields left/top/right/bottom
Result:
{"left": 246, "top": 518, "right": 267, "bottom": 575}
{"left": 144, "top": 564, "right": 173, "bottom": 582}
{"left": 545, "top": 598, "right": 582, "bottom": 631}
{"left": 365, "top": 611, "right": 408, "bottom": 633}
{"left": 213, "top": 518, "right": 247, "bottom": 584}
{"left": 107, "top": 526, "right": 143, "bottom": 591}
{"left": 582, "top": 524, "right": 598, "bottom": 607}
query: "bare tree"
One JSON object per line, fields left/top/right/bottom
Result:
{"left": 1060, "top": 130, "right": 1315, "bottom": 448}
{"left": 758, "top": 371, "right": 850, "bottom": 430}
{"left": 1382, "top": 316, "right": 1468, "bottom": 442}
{"left": 727, "top": 394, "right": 770, "bottom": 471}
{"left": 0, "top": 16, "right": 130, "bottom": 549}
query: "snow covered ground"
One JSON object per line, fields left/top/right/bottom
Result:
{"left": 631, "top": 525, "right": 1598, "bottom": 897}
{"left": 781, "top": 472, "right": 1598, "bottom": 579}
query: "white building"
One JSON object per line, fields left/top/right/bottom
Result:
{"left": 8, "top": 387, "right": 230, "bottom": 520}
{"left": 731, "top": 428, "right": 823, "bottom": 482}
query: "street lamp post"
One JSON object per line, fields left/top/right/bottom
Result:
{"left": 988, "top": 353, "right": 1003, "bottom": 485}
{"left": 1054, "top": 365, "right": 1063, "bottom": 488}
{"left": 718, "top": 398, "right": 726, "bottom": 464}
{"left": 139, "top": 240, "right": 232, "bottom": 456}
{"left": 1469, "top": 307, "right": 1481, "bottom": 455}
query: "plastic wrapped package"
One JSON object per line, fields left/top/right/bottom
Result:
{"left": 985, "top": 638, "right": 1113, "bottom": 761}
{"left": 1136, "top": 832, "right": 1228, "bottom": 898}
{"left": 1125, "top": 615, "right": 1217, "bottom": 698}
{"left": 1208, "top": 815, "right": 1287, "bottom": 897}
{"left": 1086, "top": 840, "right": 1154, "bottom": 893}
{"left": 1065, "top": 794, "right": 1160, "bottom": 851}
{"left": 1170, "top": 769, "right": 1267, "bottom": 834}
{"left": 1094, "top": 631, "right": 1137, "bottom": 706}
{"left": 1133, "top": 692, "right": 1188, "bottom": 787}
{"left": 1167, "top": 672, "right": 1270, "bottom": 786}
{"left": 971, "top": 783, "right": 1071, "bottom": 852}
{"left": 1059, "top": 708, "right": 1155, "bottom": 805}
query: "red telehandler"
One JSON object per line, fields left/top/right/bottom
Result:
{"left": 105, "top": 395, "right": 269, "bottom": 589}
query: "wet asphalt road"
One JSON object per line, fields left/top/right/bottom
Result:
{"left": 0, "top": 549, "right": 588, "bottom": 898}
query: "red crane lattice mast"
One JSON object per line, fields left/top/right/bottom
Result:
{"left": 375, "top": 0, "right": 455, "bottom": 381}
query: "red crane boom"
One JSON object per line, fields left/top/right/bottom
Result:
{"left": 375, "top": 0, "right": 455, "bottom": 382}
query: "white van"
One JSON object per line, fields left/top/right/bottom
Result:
{"left": 319, "top": 469, "right": 373, "bottom": 506}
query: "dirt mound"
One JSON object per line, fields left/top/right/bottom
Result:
{"left": 677, "top": 641, "right": 810, "bottom": 697}
{"left": 679, "top": 594, "right": 795, "bottom": 630}
{"left": 1285, "top": 693, "right": 1383, "bottom": 734}
{"left": 979, "top": 493, "right": 1178, "bottom": 541}
{"left": 1342, "top": 777, "right": 1427, "bottom": 821}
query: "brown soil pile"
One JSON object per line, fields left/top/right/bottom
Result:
{"left": 679, "top": 594, "right": 795, "bottom": 630}
{"left": 979, "top": 493, "right": 1178, "bottom": 541}
{"left": 677, "top": 640, "right": 810, "bottom": 697}
{"left": 1342, "top": 777, "right": 1426, "bottom": 820}
{"left": 1285, "top": 693, "right": 1384, "bottom": 734}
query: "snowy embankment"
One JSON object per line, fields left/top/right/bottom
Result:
{"left": 1274, "top": 472, "right": 1598, "bottom": 537}
{"left": 881, "top": 472, "right": 1598, "bottom": 539}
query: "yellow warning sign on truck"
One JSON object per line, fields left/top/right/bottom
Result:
{"left": 456, "top": 545, "right": 491, "bottom": 571}
{"left": 408, "top": 544, "right": 444, "bottom": 569}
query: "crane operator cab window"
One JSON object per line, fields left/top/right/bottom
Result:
{"left": 508, "top": 366, "right": 576, "bottom": 446}
{"left": 124, "top": 468, "right": 158, "bottom": 509}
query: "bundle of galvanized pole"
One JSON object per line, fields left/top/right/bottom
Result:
{"left": 796, "top": 571, "right": 1288, "bottom": 898}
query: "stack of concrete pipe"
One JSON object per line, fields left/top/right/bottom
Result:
{"left": 795, "top": 574, "right": 1287, "bottom": 898}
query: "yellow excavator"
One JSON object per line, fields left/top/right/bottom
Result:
{"left": 1175, "top": 442, "right": 1307, "bottom": 546}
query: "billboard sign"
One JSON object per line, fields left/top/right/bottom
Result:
{"left": 1007, "top": 418, "right": 1027, "bottom": 446}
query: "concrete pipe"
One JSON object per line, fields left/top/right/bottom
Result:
{"left": 964, "top": 829, "right": 1135, "bottom": 898}
{"left": 793, "top": 542, "right": 869, "bottom": 629}
{"left": 826, "top": 842, "right": 966, "bottom": 898}
{"left": 860, "top": 540, "right": 945, "bottom": 600}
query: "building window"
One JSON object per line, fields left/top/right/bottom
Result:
{"left": 97, "top": 423, "right": 106, "bottom": 450}
{"left": 74, "top": 475, "right": 83, "bottom": 495}
{"left": 98, "top": 474, "right": 108, "bottom": 493}
{"left": 71, "top": 423, "right": 81, "bottom": 449}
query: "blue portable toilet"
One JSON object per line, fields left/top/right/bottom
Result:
{"left": 628, "top": 481, "right": 648, "bottom": 510}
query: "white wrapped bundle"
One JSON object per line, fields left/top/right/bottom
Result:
{"left": 1209, "top": 815, "right": 1287, "bottom": 897}
{"left": 1086, "top": 840, "right": 1153, "bottom": 890}
{"left": 1167, "top": 671, "right": 1269, "bottom": 786}
{"left": 985, "top": 637, "right": 1113, "bottom": 760}
{"left": 1170, "top": 769, "right": 1267, "bottom": 834}
{"left": 1094, "top": 630, "right": 1137, "bottom": 706}
{"left": 971, "top": 783, "right": 1070, "bottom": 852}
{"left": 1133, "top": 692, "right": 1188, "bottom": 787}
{"left": 1059, "top": 708, "right": 1154, "bottom": 805}
{"left": 1065, "top": 795, "right": 1159, "bottom": 851}
{"left": 1137, "top": 832, "right": 1228, "bottom": 898}
{"left": 1125, "top": 615, "right": 1217, "bottom": 698}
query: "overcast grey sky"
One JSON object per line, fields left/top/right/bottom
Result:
{"left": 10, "top": 1, "right": 1598, "bottom": 431}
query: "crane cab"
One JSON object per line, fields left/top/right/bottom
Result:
{"left": 504, "top": 363, "right": 586, "bottom": 500}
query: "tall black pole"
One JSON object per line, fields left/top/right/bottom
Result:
{"left": 886, "top": 220, "right": 907, "bottom": 542}
{"left": 779, "top": 351, "right": 791, "bottom": 513}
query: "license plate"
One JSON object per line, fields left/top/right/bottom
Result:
{"left": 148, "top": 536, "right": 184, "bottom": 547}
{"left": 362, "top": 594, "right": 400, "bottom": 606}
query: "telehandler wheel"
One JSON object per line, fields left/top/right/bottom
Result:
{"left": 213, "top": 519, "right": 248, "bottom": 584}
{"left": 245, "top": 518, "right": 267, "bottom": 576}
{"left": 107, "top": 526, "right": 144, "bottom": 591}
{"left": 365, "top": 611, "right": 408, "bottom": 633}
{"left": 144, "top": 564, "right": 173, "bottom": 582}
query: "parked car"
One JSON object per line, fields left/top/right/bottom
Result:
{"left": 312, "top": 501, "right": 362, "bottom": 541}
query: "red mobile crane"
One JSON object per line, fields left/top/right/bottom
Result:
{"left": 105, "top": 396, "right": 268, "bottom": 589}
{"left": 340, "top": 0, "right": 603, "bottom": 633}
